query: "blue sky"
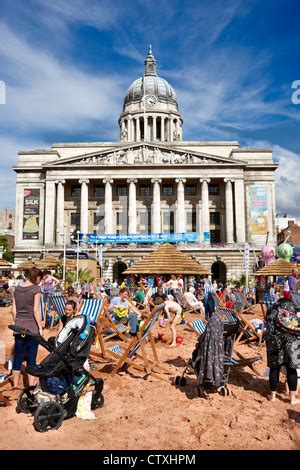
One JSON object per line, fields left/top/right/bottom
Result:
{"left": 0, "top": 0, "right": 299, "bottom": 217}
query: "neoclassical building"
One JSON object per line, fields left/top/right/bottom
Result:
{"left": 13, "top": 47, "right": 277, "bottom": 282}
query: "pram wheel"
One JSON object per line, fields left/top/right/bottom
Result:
{"left": 91, "top": 392, "right": 104, "bottom": 410}
{"left": 175, "top": 376, "right": 187, "bottom": 387}
{"left": 34, "top": 401, "right": 64, "bottom": 432}
{"left": 219, "top": 386, "right": 230, "bottom": 397}
{"left": 16, "top": 386, "right": 36, "bottom": 414}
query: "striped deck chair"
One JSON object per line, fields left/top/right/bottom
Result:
{"left": 104, "top": 304, "right": 171, "bottom": 381}
{"left": 187, "top": 318, "right": 207, "bottom": 337}
{"left": 218, "top": 306, "right": 262, "bottom": 347}
{"left": 83, "top": 298, "right": 130, "bottom": 360}
{"left": 40, "top": 296, "right": 45, "bottom": 327}
{"left": 174, "top": 291, "right": 204, "bottom": 315}
{"left": 291, "top": 292, "right": 300, "bottom": 307}
{"left": 47, "top": 294, "right": 66, "bottom": 330}
{"left": 0, "top": 340, "right": 12, "bottom": 406}
{"left": 233, "top": 290, "right": 256, "bottom": 314}
{"left": 225, "top": 353, "right": 262, "bottom": 377}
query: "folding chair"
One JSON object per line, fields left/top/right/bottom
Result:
{"left": 178, "top": 291, "right": 205, "bottom": 315}
{"left": 47, "top": 294, "right": 66, "bottom": 330}
{"left": 291, "top": 292, "right": 300, "bottom": 307}
{"left": 0, "top": 374, "right": 12, "bottom": 406}
{"left": 173, "top": 291, "right": 196, "bottom": 315}
{"left": 233, "top": 289, "right": 256, "bottom": 315}
{"left": 259, "top": 292, "right": 275, "bottom": 319}
{"left": 210, "top": 291, "right": 225, "bottom": 308}
{"left": 104, "top": 304, "right": 171, "bottom": 381}
{"left": 83, "top": 298, "right": 129, "bottom": 360}
{"left": 186, "top": 318, "right": 207, "bottom": 336}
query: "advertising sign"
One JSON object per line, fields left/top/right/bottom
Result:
{"left": 81, "top": 232, "right": 210, "bottom": 245}
{"left": 249, "top": 185, "right": 269, "bottom": 235}
{"left": 22, "top": 188, "right": 40, "bottom": 240}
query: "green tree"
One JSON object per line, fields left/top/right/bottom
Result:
{"left": 0, "top": 235, "right": 14, "bottom": 263}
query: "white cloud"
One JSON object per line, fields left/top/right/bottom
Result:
{"left": 0, "top": 23, "right": 127, "bottom": 134}
{"left": 244, "top": 139, "right": 300, "bottom": 219}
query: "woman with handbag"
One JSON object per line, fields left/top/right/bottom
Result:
{"left": 266, "top": 293, "right": 300, "bottom": 405}
{"left": 11, "top": 267, "right": 44, "bottom": 389}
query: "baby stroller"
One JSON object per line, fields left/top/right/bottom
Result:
{"left": 175, "top": 309, "right": 245, "bottom": 396}
{"left": 9, "top": 315, "right": 104, "bottom": 432}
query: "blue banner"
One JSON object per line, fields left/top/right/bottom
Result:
{"left": 80, "top": 232, "right": 210, "bottom": 245}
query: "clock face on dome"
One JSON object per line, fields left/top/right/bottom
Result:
{"left": 144, "top": 94, "right": 157, "bottom": 108}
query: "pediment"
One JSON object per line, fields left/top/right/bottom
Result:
{"left": 45, "top": 143, "right": 246, "bottom": 168}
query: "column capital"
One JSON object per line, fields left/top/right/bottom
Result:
{"left": 175, "top": 178, "right": 186, "bottom": 184}
{"left": 127, "top": 178, "right": 138, "bottom": 184}
{"left": 79, "top": 179, "right": 90, "bottom": 185}
{"left": 200, "top": 178, "right": 211, "bottom": 184}
{"left": 103, "top": 178, "right": 114, "bottom": 184}
{"left": 55, "top": 179, "right": 66, "bottom": 185}
{"left": 151, "top": 178, "right": 162, "bottom": 184}
{"left": 224, "top": 178, "right": 235, "bottom": 184}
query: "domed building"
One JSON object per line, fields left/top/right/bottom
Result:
{"left": 13, "top": 47, "right": 278, "bottom": 283}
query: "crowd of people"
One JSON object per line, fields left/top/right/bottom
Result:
{"left": 2, "top": 266, "right": 300, "bottom": 405}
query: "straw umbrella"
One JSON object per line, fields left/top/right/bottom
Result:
{"left": 16, "top": 260, "right": 36, "bottom": 271}
{"left": 123, "top": 243, "right": 211, "bottom": 276}
{"left": 255, "top": 258, "right": 295, "bottom": 277}
{"left": 35, "top": 255, "right": 61, "bottom": 270}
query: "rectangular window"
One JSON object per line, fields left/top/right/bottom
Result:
{"left": 94, "top": 185, "right": 104, "bottom": 197}
{"left": 210, "top": 230, "right": 221, "bottom": 243}
{"left": 163, "top": 185, "right": 173, "bottom": 197}
{"left": 186, "top": 211, "right": 197, "bottom": 232}
{"left": 140, "top": 185, "right": 150, "bottom": 197}
{"left": 186, "top": 184, "right": 197, "bottom": 196}
{"left": 210, "top": 212, "right": 220, "bottom": 225}
{"left": 9, "top": 214, "right": 13, "bottom": 219}
{"left": 8, "top": 223, "right": 12, "bottom": 229}
{"left": 71, "top": 213, "right": 80, "bottom": 225}
{"left": 94, "top": 213, "right": 104, "bottom": 225}
{"left": 139, "top": 211, "right": 150, "bottom": 234}
{"left": 71, "top": 185, "right": 81, "bottom": 197}
{"left": 209, "top": 184, "right": 220, "bottom": 196}
{"left": 117, "top": 185, "right": 127, "bottom": 197}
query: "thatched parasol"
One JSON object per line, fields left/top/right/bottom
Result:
{"left": 255, "top": 258, "right": 295, "bottom": 276}
{"left": 123, "top": 243, "right": 211, "bottom": 275}
{"left": 0, "top": 258, "right": 13, "bottom": 269}
{"left": 36, "top": 255, "right": 61, "bottom": 269}
{"left": 17, "top": 260, "right": 36, "bottom": 270}
{"left": 65, "top": 259, "right": 76, "bottom": 270}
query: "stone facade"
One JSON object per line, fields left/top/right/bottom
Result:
{"left": 12, "top": 48, "right": 278, "bottom": 282}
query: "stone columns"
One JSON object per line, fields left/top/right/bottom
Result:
{"left": 161, "top": 117, "right": 165, "bottom": 142}
{"left": 153, "top": 116, "right": 157, "bottom": 141}
{"left": 200, "top": 178, "right": 211, "bottom": 237}
{"left": 170, "top": 118, "right": 174, "bottom": 141}
{"left": 103, "top": 178, "right": 114, "bottom": 234}
{"left": 128, "top": 116, "right": 132, "bottom": 142}
{"left": 127, "top": 178, "right": 137, "bottom": 234}
{"left": 55, "top": 179, "right": 65, "bottom": 244}
{"left": 225, "top": 178, "right": 234, "bottom": 244}
{"left": 151, "top": 178, "right": 162, "bottom": 234}
{"left": 234, "top": 179, "right": 246, "bottom": 243}
{"left": 79, "top": 179, "right": 89, "bottom": 235}
{"left": 44, "top": 180, "right": 56, "bottom": 245}
{"left": 144, "top": 116, "right": 149, "bottom": 141}
{"left": 176, "top": 178, "right": 186, "bottom": 233}
{"left": 136, "top": 117, "right": 141, "bottom": 142}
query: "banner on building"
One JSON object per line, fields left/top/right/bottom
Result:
{"left": 22, "top": 188, "right": 40, "bottom": 240}
{"left": 81, "top": 232, "right": 210, "bottom": 245}
{"left": 249, "top": 185, "right": 269, "bottom": 235}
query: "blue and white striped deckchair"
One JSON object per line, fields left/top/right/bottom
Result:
{"left": 49, "top": 295, "right": 66, "bottom": 319}
{"left": 106, "top": 304, "right": 170, "bottom": 381}
{"left": 40, "top": 297, "right": 45, "bottom": 323}
{"left": 187, "top": 319, "right": 207, "bottom": 337}
{"left": 80, "top": 298, "right": 104, "bottom": 324}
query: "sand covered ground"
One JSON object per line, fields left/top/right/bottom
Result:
{"left": 0, "top": 305, "right": 299, "bottom": 450}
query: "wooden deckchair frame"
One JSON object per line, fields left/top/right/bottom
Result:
{"left": 186, "top": 317, "right": 207, "bottom": 336}
{"left": 0, "top": 374, "right": 12, "bottom": 406}
{"left": 103, "top": 304, "right": 171, "bottom": 381}
{"left": 173, "top": 291, "right": 202, "bottom": 315}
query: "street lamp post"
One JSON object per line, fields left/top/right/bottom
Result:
{"left": 99, "top": 244, "right": 104, "bottom": 278}
{"left": 57, "top": 223, "right": 68, "bottom": 288}
{"left": 71, "top": 230, "right": 81, "bottom": 283}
